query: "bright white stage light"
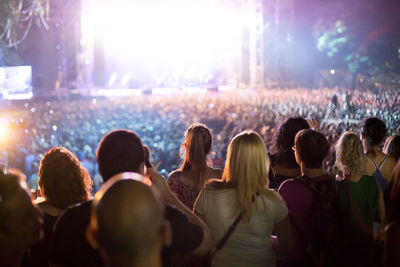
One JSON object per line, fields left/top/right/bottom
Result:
{"left": 121, "top": 74, "right": 131, "bottom": 86}
{"left": 82, "top": 0, "right": 242, "bottom": 85}
{"left": 108, "top": 73, "right": 118, "bottom": 86}
{"left": 0, "top": 118, "right": 10, "bottom": 145}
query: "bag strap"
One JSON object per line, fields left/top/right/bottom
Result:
{"left": 210, "top": 212, "right": 243, "bottom": 258}
{"left": 297, "top": 175, "right": 337, "bottom": 194}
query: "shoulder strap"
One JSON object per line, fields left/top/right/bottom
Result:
{"left": 377, "top": 154, "right": 388, "bottom": 169}
{"left": 365, "top": 155, "right": 378, "bottom": 169}
{"left": 210, "top": 212, "right": 243, "bottom": 258}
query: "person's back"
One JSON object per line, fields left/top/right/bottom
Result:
{"left": 279, "top": 129, "right": 351, "bottom": 267}
{"left": 195, "top": 131, "right": 292, "bottom": 267}
{"left": 385, "top": 160, "right": 400, "bottom": 266}
{"left": 335, "top": 131, "right": 385, "bottom": 265}
{"left": 337, "top": 176, "right": 380, "bottom": 250}
{"left": 196, "top": 185, "right": 288, "bottom": 266}
{"left": 361, "top": 117, "right": 396, "bottom": 193}
{"left": 364, "top": 151, "right": 396, "bottom": 187}
{"left": 49, "top": 200, "right": 102, "bottom": 267}
{"left": 168, "top": 123, "right": 222, "bottom": 209}
{"left": 168, "top": 168, "right": 222, "bottom": 210}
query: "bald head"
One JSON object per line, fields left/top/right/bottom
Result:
{"left": 94, "top": 179, "right": 164, "bottom": 267}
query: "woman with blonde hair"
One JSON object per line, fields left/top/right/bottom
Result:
{"left": 25, "top": 147, "right": 92, "bottom": 266}
{"left": 168, "top": 123, "right": 222, "bottom": 210}
{"left": 335, "top": 131, "right": 385, "bottom": 266}
{"left": 194, "top": 130, "right": 292, "bottom": 267}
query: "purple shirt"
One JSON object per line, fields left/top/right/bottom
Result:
{"left": 278, "top": 174, "right": 331, "bottom": 260}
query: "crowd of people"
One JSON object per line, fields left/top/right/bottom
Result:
{"left": 0, "top": 87, "right": 400, "bottom": 266}
{"left": 2, "top": 87, "right": 399, "bottom": 191}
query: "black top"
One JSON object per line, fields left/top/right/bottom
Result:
{"left": 268, "top": 153, "right": 298, "bottom": 190}
{"left": 49, "top": 200, "right": 203, "bottom": 267}
{"left": 23, "top": 213, "right": 58, "bottom": 267}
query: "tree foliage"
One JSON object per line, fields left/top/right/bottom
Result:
{"left": 0, "top": 0, "right": 49, "bottom": 66}
{"left": 313, "top": 0, "right": 400, "bottom": 81}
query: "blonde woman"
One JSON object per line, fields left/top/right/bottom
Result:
{"left": 168, "top": 123, "right": 222, "bottom": 210}
{"left": 194, "top": 130, "right": 292, "bottom": 267}
{"left": 335, "top": 131, "right": 385, "bottom": 265}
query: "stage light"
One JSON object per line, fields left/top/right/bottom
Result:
{"left": 121, "top": 74, "right": 131, "bottom": 86}
{"left": 83, "top": 0, "right": 242, "bottom": 85}
{"left": 108, "top": 73, "right": 118, "bottom": 86}
{"left": 0, "top": 118, "right": 10, "bottom": 145}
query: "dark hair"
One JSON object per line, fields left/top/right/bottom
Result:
{"left": 361, "top": 117, "right": 387, "bottom": 156}
{"left": 39, "top": 147, "right": 92, "bottom": 209}
{"left": 295, "top": 129, "right": 330, "bottom": 169}
{"left": 143, "top": 145, "right": 153, "bottom": 168}
{"left": 271, "top": 117, "right": 310, "bottom": 168}
{"left": 179, "top": 123, "right": 212, "bottom": 188}
{"left": 96, "top": 130, "right": 145, "bottom": 181}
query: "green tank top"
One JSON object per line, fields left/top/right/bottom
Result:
{"left": 337, "top": 175, "right": 380, "bottom": 246}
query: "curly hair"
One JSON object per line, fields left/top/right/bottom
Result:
{"left": 38, "top": 147, "right": 92, "bottom": 209}
{"left": 335, "top": 131, "right": 364, "bottom": 177}
{"left": 271, "top": 117, "right": 310, "bottom": 168}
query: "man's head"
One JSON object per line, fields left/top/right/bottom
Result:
{"left": 96, "top": 130, "right": 145, "bottom": 181}
{"left": 294, "top": 129, "right": 330, "bottom": 169}
{"left": 88, "top": 177, "right": 167, "bottom": 267}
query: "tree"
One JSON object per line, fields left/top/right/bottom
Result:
{"left": 313, "top": 0, "right": 400, "bottom": 88}
{"left": 0, "top": 0, "right": 49, "bottom": 66}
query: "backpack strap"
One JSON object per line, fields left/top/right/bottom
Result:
{"left": 297, "top": 175, "right": 337, "bottom": 194}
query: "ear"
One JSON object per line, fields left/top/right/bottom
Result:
{"left": 162, "top": 220, "right": 172, "bottom": 247}
{"left": 86, "top": 222, "right": 99, "bottom": 250}
{"left": 139, "top": 162, "right": 146, "bottom": 175}
{"left": 294, "top": 149, "right": 302, "bottom": 166}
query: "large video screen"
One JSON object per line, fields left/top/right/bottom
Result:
{"left": 0, "top": 66, "right": 33, "bottom": 100}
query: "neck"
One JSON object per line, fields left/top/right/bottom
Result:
{"left": 364, "top": 143, "right": 379, "bottom": 154}
{"left": 301, "top": 166, "right": 325, "bottom": 178}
